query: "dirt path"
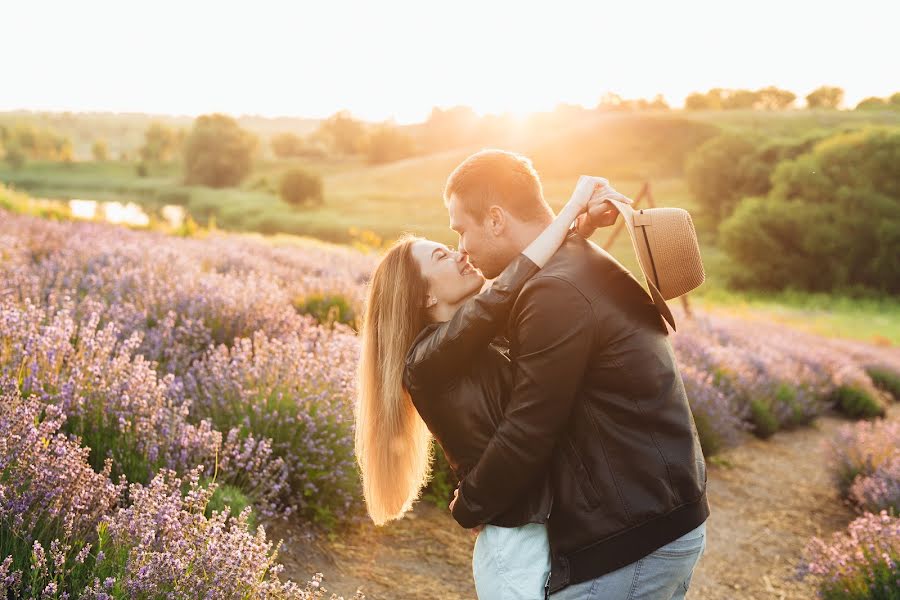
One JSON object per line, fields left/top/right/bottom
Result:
{"left": 273, "top": 405, "right": 898, "bottom": 599}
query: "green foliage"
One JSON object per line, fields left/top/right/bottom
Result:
{"left": 314, "top": 111, "right": 367, "bottom": 155}
{"left": 91, "top": 139, "right": 108, "bottom": 161}
{"left": 184, "top": 114, "right": 258, "bottom": 188}
{"left": 685, "top": 134, "right": 770, "bottom": 222}
{"left": 831, "top": 386, "right": 886, "bottom": 419}
{"left": 292, "top": 293, "right": 357, "bottom": 327}
{"left": 279, "top": 168, "right": 323, "bottom": 207}
{"left": 684, "top": 87, "right": 796, "bottom": 111}
{"left": 3, "top": 142, "right": 25, "bottom": 168}
{"left": 421, "top": 443, "right": 459, "bottom": 507}
{"left": 203, "top": 481, "right": 257, "bottom": 530}
{"left": 2, "top": 122, "right": 72, "bottom": 162}
{"left": 749, "top": 398, "right": 780, "bottom": 438}
{"left": 806, "top": 86, "right": 844, "bottom": 109}
{"left": 755, "top": 86, "right": 797, "bottom": 110}
{"left": 867, "top": 367, "right": 900, "bottom": 400}
{"left": 692, "top": 409, "right": 724, "bottom": 456}
{"left": 720, "top": 127, "right": 900, "bottom": 293}
{"left": 857, "top": 97, "right": 889, "bottom": 110}
{"left": 140, "top": 121, "right": 182, "bottom": 163}
{"left": 270, "top": 132, "right": 324, "bottom": 158}
{"left": 366, "top": 124, "right": 415, "bottom": 164}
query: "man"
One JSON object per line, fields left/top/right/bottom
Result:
{"left": 445, "top": 149, "right": 709, "bottom": 599}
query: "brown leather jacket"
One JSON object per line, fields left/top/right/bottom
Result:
{"left": 445, "top": 232, "right": 709, "bottom": 594}
{"left": 403, "top": 254, "right": 553, "bottom": 527}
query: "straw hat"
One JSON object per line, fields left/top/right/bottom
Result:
{"left": 605, "top": 198, "right": 706, "bottom": 332}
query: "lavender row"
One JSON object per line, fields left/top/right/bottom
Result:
{"left": 0, "top": 380, "right": 360, "bottom": 599}
{"left": 798, "top": 419, "right": 899, "bottom": 598}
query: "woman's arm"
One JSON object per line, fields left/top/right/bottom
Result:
{"left": 403, "top": 176, "right": 608, "bottom": 392}
{"left": 522, "top": 175, "right": 609, "bottom": 267}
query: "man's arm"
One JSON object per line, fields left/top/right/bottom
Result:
{"left": 450, "top": 275, "right": 595, "bottom": 528}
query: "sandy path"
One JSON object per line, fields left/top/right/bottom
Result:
{"left": 274, "top": 404, "right": 898, "bottom": 599}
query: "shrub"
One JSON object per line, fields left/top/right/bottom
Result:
{"left": 799, "top": 511, "right": 900, "bottom": 600}
{"left": 720, "top": 127, "right": 900, "bottom": 294}
{"left": 686, "top": 133, "right": 769, "bottom": 223}
{"left": 849, "top": 456, "right": 900, "bottom": 514}
{"left": 182, "top": 330, "right": 360, "bottom": 527}
{"left": 184, "top": 114, "right": 258, "bottom": 188}
{"left": 806, "top": 86, "right": 844, "bottom": 109}
{"left": 867, "top": 367, "right": 900, "bottom": 400}
{"left": 293, "top": 292, "right": 357, "bottom": 327}
{"left": 831, "top": 386, "right": 886, "bottom": 419}
{"left": 749, "top": 398, "right": 780, "bottom": 438}
{"left": 828, "top": 420, "right": 900, "bottom": 501}
{"left": 280, "top": 168, "right": 324, "bottom": 207}
{"left": 422, "top": 443, "right": 459, "bottom": 507}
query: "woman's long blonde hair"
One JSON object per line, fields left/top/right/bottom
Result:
{"left": 355, "top": 234, "right": 434, "bottom": 525}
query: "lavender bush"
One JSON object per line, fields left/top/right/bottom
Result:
{"left": 799, "top": 511, "right": 899, "bottom": 600}
{"left": 183, "top": 328, "right": 359, "bottom": 525}
{"left": 0, "top": 381, "right": 359, "bottom": 599}
{"left": 828, "top": 420, "right": 900, "bottom": 513}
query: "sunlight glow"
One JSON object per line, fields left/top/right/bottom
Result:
{"left": 2, "top": 0, "right": 898, "bottom": 122}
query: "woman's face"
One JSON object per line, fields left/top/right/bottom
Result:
{"left": 411, "top": 240, "right": 485, "bottom": 313}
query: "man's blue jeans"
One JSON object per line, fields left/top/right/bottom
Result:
{"left": 549, "top": 521, "right": 707, "bottom": 600}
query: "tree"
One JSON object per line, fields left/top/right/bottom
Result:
{"left": 722, "top": 89, "right": 759, "bottom": 110}
{"left": 271, "top": 132, "right": 305, "bottom": 158}
{"left": 184, "top": 114, "right": 258, "bottom": 188}
{"left": 756, "top": 86, "right": 796, "bottom": 110}
{"left": 720, "top": 128, "right": 900, "bottom": 293}
{"left": 140, "top": 122, "right": 180, "bottom": 163}
{"left": 856, "top": 97, "right": 887, "bottom": 110}
{"left": 684, "top": 92, "right": 715, "bottom": 110}
{"left": 92, "top": 139, "right": 108, "bottom": 161}
{"left": 314, "top": 111, "right": 367, "bottom": 155}
{"left": 685, "top": 134, "right": 770, "bottom": 221}
{"left": 279, "top": 168, "right": 323, "bottom": 207}
{"left": 805, "top": 86, "right": 844, "bottom": 109}
{"left": 3, "top": 142, "right": 25, "bottom": 169}
{"left": 366, "top": 124, "right": 414, "bottom": 164}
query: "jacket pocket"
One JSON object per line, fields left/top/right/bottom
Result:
{"left": 561, "top": 438, "right": 606, "bottom": 511}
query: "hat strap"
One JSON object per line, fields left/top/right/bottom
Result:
{"left": 604, "top": 197, "right": 677, "bottom": 332}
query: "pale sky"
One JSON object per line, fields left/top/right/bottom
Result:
{"left": 3, "top": 0, "right": 898, "bottom": 123}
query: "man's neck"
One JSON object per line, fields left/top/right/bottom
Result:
{"left": 511, "top": 218, "right": 554, "bottom": 255}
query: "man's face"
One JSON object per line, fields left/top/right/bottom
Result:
{"left": 447, "top": 193, "right": 508, "bottom": 279}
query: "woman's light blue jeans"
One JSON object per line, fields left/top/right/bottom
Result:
{"left": 550, "top": 521, "right": 707, "bottom": 599}
{"left": 473, "top": 522, "right": 551, "bottom": 600}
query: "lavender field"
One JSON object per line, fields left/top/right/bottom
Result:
{"left": 1, "top": 207, "right": 898, "bottom": 598}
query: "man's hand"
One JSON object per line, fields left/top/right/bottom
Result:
{"left": 575, "top": 186, "right": 634, "bottom": 238}
{"left": 450, "top": 487, "right": 482, "bottom": 536}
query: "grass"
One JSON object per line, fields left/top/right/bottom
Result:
{"left": 692, "top": 288, "right": 900, "bottom": 346}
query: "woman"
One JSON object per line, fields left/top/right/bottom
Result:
{"left": 355, "top": 176, "right": 616, "bottom": 598}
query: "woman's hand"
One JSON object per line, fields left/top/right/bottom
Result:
{"left": 450, "top": 486, "right": 483, "bottom": 536}
{"left": 565, "top": 175, "right": 610, "bottom": 215}
{"left": 575, "top": 186, "right": 634, "bottom": 237}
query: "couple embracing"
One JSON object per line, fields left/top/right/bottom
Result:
{"left": 355, "top": 149, "right": 709, "bottom": 599}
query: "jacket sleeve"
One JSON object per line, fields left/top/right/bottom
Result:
{"left": 451, "top": 275, "right": 595, "bottom": 528}
{"left": 403, "top": 254, "right": 539, "bottom": 392}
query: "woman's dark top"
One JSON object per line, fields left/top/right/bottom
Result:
{"left": 402, "top": 254, "right": 553, "bottom": 527}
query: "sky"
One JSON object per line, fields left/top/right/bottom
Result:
{"left": 3, "top": 0, "right": 898, "bottom": 124}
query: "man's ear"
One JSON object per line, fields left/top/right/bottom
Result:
{"left": 487, "top": 206, "right": 506, "bottom": 236}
